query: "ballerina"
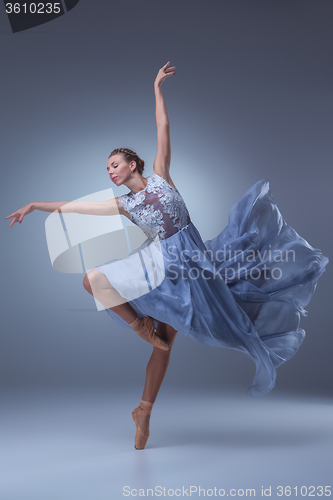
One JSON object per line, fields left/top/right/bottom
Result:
{"left": 6, "top": 62, "right": 329, "bottom": 451}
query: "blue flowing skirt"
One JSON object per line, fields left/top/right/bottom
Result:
{"left": 96, "top": 179, "right": 329, "bottom": 397}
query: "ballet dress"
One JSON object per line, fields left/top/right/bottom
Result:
{"left": 95, "top": 171, "right": 329, "bottom": 397}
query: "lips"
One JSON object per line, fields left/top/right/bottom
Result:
{"left": 111, "top": 176, "right": 118, "bottom": 181}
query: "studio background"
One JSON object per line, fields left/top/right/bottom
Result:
{"left": 1, "top": 0, "right": 332, "bottom": 397}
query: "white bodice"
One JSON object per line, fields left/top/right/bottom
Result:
{"left": 117, "top": 172, "right": 191, "bottom": 241}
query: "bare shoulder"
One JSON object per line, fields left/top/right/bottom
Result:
{"left": 153, "top": 168, "right": 177, "bottom": 190}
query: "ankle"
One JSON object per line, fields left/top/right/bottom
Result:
{"left": 138, "top": 399, "right": 154, "bottom": 413}
{"left": 129, "top": 316, "right": 141, "bottom": 329}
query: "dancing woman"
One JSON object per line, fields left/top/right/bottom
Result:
{"left": 6, "top": 62, "right": 329, "bottom": 450}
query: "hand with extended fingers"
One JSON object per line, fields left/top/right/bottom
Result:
{"left": 5, "top": 203, "right": 34, "bottom": 227}
{"left": 154, "top": 61, "right": 176, "bottom": 88}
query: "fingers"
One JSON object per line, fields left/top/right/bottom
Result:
{"left": 5, "top": 211, "right": 22, "bottom": 219}
{"left": 155, "top": 62, "right": 176, "bottom": 86}
{"left": 163, "top": 62, "right": 176, "bottom": 71}
{"left": 6, "top": 212, "right": 23, "bottom": 227}
{"left": 9, "top": 216, "right": 19, "bottom": 228}
{"left": 163, "top": 67, "right": 176, "bottom": 79}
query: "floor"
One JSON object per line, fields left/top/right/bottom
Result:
{"left": 1, "top": 387, "right": 332, "bottom": 499}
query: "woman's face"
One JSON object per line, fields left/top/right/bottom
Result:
{"left": 107, "top": 154, "right": 134, "bottom": 185}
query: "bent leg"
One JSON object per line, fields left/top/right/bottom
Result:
{"left": 83, "top": 270, "right": 137, "bottom": 324}
{"left": 83, "top": 271, "right": 172, "bottom": 351}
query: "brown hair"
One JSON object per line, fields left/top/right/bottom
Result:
{"left": 109, "top": 148, "right": 145, "bottom": 175}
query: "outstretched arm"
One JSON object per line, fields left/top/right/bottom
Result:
{"left": 153, "top": 61, "right": 176, "bottom": 180}
{"left": 5, "top": 198, "right": 121, "bottom": 227}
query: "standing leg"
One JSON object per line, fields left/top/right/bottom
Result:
{"left": 132, "top": 321, "right": 177, "bottom": 448}
{"left": 141, "top": 322, "right": 177, "bottom": 403}
{"left": 83, "top": 271, "right": 177, "bottom": 448}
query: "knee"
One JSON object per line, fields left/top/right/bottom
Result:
{"left": 83, "top": 269, "right": 112, "bottom": 295}
{"left": 84, "top": 269, "right": 105, "bottom": 289}
{"left": 153, "top": 345, "right": 172, "bottom": 358}
{"left": 83, "top": 273, "right": 93, "bottom": 294}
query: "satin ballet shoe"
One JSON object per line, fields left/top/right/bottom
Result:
{"left": 129, "top": 316, "right": 170, "bottom": 351}
{"left": 132, "top": 399, "right": 153, "bottom": 450}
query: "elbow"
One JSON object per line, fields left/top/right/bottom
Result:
{"left": 157, "top": 122, "right": 170, "bottom": 128}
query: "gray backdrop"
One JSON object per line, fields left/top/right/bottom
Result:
{"left": 1, "top": 0, "right": 332, "bottom": 396}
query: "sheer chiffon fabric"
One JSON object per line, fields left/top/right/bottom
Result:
{"left": 96, "top": 175, "right": 328, "bottom": 397}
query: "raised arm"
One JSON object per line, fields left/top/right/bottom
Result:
{"left": 5, "top": 198, "right": 122, "bottom": 227}
{"left": 153, "top": 61, "right": 176, "bottom": 181}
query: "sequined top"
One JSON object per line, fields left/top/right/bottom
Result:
{"left": 117, "top": 171, "right": 191, "bottom": 241}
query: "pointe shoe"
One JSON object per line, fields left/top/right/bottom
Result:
{"left": 132, "top": 399, "right": 153, "bottom": 450}
{"left": 129, "top": 316, "right": 170, "bottom": 351}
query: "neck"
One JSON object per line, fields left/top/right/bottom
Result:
{"left": 127, "top": 174, "right": 148, "bottom": 194}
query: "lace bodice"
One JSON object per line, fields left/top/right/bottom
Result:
{"left": 117, "top": 172, "right": 191, "bottom": 241}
